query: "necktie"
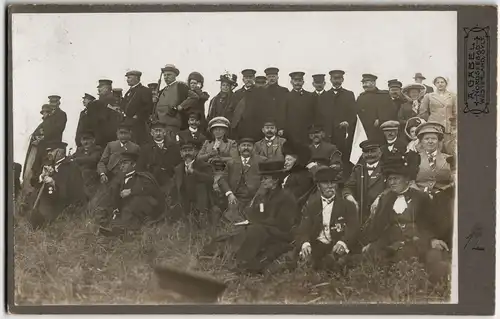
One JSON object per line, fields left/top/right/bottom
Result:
{"left": 323, "top": 197, "right": 334, "bottom": 205}
{"left": 428, "top": 154, "right": 436, "bottom": 169}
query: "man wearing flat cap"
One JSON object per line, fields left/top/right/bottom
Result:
{"left": 387, "top": 79, "right": 405, "bottom": 118}
{"left": 29, "top": 141, "right": 86, "bottom": 229}
{"left": 154, "top": 64, "right": 199, "bottom": 143}
{"left": 361, "top": 155, "right": 449, "bottom": 284}
{"left": 137, "top": 120, "right": 182, "bottom": 197}
{"left": 413, "top": 72, "right": 434, "bottom": 94}
{"left": 254, "top": 76, "right": 267, "bottom": 88}
{"left": 254, "top": 119, "right": 286, "bottom": 161}
{"left": 75, "top": 93, "right": 97, "bottom": 147}
{"left": 296, "top": 167, "right": 359, "bottom": 270}
{"left": 208, "top": 73, "right": 238, "bottom": 122}
{"left": 230, "top": 69, "right": 274, "bottom": 141}
{"left": 100, "top": 149, "right": 165, "bottom": 234}
{"left": 279, "top": 71, "right": 317, "bottom": 144}
{"left": 314, "top": 70, "right": 357, "bottom": 173}
{"left": 307, "top": 125, "right": 343, "bottom": 174}
{"left": 379, "top": 120, "right": 408, "bottom": 161}
{"left": 121, "top": 70, "right": 154, "bottom": 145}
{"left": 172, "top": 139, "right": 216, "bottom": 227}
{"left": 263, "top": 67, "right": 289, "bottom": 136}
{"left": 218, "top": 137, "right": 266, "bottom": 223}
{"left": 342, "top": 139, "right": 386, "bottom": 227}
{"left": 356, "top": 73, "right": 396, "bottom": 143}
{"left": 69, "top": 130, "right": 103, "bottom": 199}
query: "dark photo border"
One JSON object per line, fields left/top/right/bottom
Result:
{"left": 5, "top": 4, "right": 497, "bottom": 315}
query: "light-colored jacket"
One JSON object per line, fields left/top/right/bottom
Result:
{"left": 418, "top": 91, "right": 457, "bottom": 133}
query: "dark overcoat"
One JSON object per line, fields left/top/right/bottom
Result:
{"left": 121, "top": 84, "right": 154, "bottom": 145}
{"left": 231, "top": 87, "right": 273, "bottom": 141}
{"left": 173, "top": 159, "right": 214, "bottom": 214}
{"left": 207, "top": 91, "right": 233, "bottom": 121}
{"left": 137, "top": 141, "right": 182, "bottom": 188}
{"left": 264, "top": 84, "right": 289, "bottom": 126}
{"left": 281, "top": 89, "right": 317, "bottom": 144}
{"left": 71, "top": 145, "right": 103, "bottom": 199}
{"left": 356, "top": 88, "right": 396, "bottom": 142}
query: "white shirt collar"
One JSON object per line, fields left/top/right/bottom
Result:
{"left": 166, "top": 81, "right": 177, "bottom": 87}
{"left": 265, "top": 136, "right": 276, "bottom": 142}
{"left": 188, "top": 127, "right": 198, "bottom": 133}
{"left": 366, "top": 161, "right": 379, "bottom": 169}
{"left": 333, "top": 86, "right": 342, "bottom": 91}
{"left": 120, "top": 141, "right": 127, "bottom": 148}
{"left": 155, "top": 139, "right": 165, "bottom": 147}
{"left": 241, "top": 156, "right": 250, "bottom": 164}
{"left": 427, "top": 150, "right": 438, "bottom": 157}
{"left": 125, "top": 170, "right": 136, "bottom": 178}
{"left": 387, "top": 137, "right": 398, "bottom": 145}
{"left": 321, "top": 195, "right": 335, "bottom": 204}
{"left": 55, "top": 157, "right": 66, "bottom": 169}
{"left": 131, "top": 82, "right": 141, "bottom": 89}
{"left": 316, "top": 90, "right": 325, "bottom": 95}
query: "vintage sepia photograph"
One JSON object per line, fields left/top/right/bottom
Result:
{"left": 11, "top": 9, "right": 460, "bottom": 306}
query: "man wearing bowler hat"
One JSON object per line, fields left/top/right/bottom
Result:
{"left": 69, "top": 130, "right": 103, "bottom": 199}
{"left": 297, "top": 167, "right": 359, "bottom": 270}
{"left": 29, "top": 141, "right": 86, "bottom": 229}
{"left": 356, "top": 73, "right": 395, "bottom": 143}
{"left": 280, "top": 71, "right": 317, "bottom": 144}
{"left": 154, "top": 64, "right": 199, "bottom": 141}
{"left": 413, "top": 72, "right": 434, "bottom": 94}
{"left": 121, "top": 70, "right": 154, "bottom": 145}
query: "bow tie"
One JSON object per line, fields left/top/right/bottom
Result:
{"left": 322, "top": 197, "right": 334, "bottom": 205}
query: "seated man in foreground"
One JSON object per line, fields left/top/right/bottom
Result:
{"left": 361, "top": 155, "right": 450, "bottom": 283}
{"left": 99, "top": 150, "right": 165, "bottom": 236}
{"left": 202, "top": 160, "right": 300, "bottom": 274}
{"left": 296, "top": 167, "right": 359, "bottom": 271}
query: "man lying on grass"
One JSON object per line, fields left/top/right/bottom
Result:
{"left": 202, "top": 160, "right": 300, "bottom": 274}
{"left": 98, "top": 149, "right": 165, "bottom": 236}
{"left": 361, "top": 154, "right": 450, "bottom": 283}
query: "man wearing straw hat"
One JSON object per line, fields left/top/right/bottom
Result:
{"left": 154, "top": 64, "right": 198, "bottom": 142}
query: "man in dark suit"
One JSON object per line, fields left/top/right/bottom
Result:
{"left": 137, "top": 120, "right": 182, "bottom": 195}
{"left": 297, "top": 167, "right": 359, "bottom": 270}
{"left": 45, "top": 96, "right": 67, "bottom": 144}
{"left": 69, "top": 130, "right": 103, "bottom": 200}
{"left": 379, "top": 120, "right": 409, "bottom": 161}
{"left": 254, "top": 120, "right": 286, "bottom": 161}
{"left": 342, "top": 140, "right": 386, "bottom": 227}
{"left": 173, "top": 140, "right": 215, "bottom": 227}
{"left": 356, "top": 74, "right": 395, "bottom": 143}
{"left": 280, "top": 72, "right": 317, "bottom": 144}
{"left": 282, "top": 140, "right": 315, "bottom": 211}
{"left": 263, "top": 67, "right": 289, "bottom": 136}
{"left": 226, "top": 69, "right": 256, "bottom": 124}
{"left": 387, "top": 79, "right": 406, "bottom": 119}
{"left": 219, "top": 138, "right": 266, "bottom": 222}
{"left": 91, "top": 79, "right": 124, "bottom": 148}
{"left": 307, "top": 125, "right": 342, "bottom": 174}
{"left": 100, "top": 149, "right": 165, "bottom": 234}
{"left": 413, "top": 72, "right": 434, "bottom": 94}
{"left": 361, "top": 155, "right": 449, "bottom": 283}
{"left": 121, "top": 70, "right": 154, "bottom": 145}
{"left": 30, "top": 141, "right": 86, "bottom": 229}
{"left": 75, "top": 93, "right": 97, "bottom": 146}
{"left": 176, "top": 112, "right": 207, "bottom": 145}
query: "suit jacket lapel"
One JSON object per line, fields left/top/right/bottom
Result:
{"left": 368, "top": 163, "right": 383, "bottom": 187}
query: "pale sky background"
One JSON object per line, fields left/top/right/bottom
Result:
{"left": 12, "top": 11, "right": 457, "bottom": 165}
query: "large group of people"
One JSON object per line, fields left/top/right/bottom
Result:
{"left": 15, "top": 65, "right": 457, "bottom": 283}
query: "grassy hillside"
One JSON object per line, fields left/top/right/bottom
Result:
{"left": 13, "top": 201, "right": 450, "bottom": 305}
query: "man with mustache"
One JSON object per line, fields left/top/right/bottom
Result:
{"left": 225, "top": 69, "right": 256, "bottom": 125}
{"left": 306, "top": 125, "right": 342, "bottom": 175}
{"left": 29, "top": 141, "right": 86, "bottom": 229}
{"left": 69, "top": 130, "right": 103, "bottom": 200}
{"left": 297, "top": 167, "right": 359, "bottom": 270}
{"left": 75, "top": 93, "right": 97, "bottom": 147}
{"left": 387, "top": 79, "right": 405, "bottom": 124}
{"left": 342, "top": 139, "right": 386, "bottom": 229}
{"left": 361, "top": 155, "right": 449, "bottom": 284}
{"left": 263, "top": 67, "right": 289, "bottom": 137}
{"left": 379, "top": 120, "right": 409, "bottom": 161}
{"left": 253, "top": 120, "right": 286, "bottom": 161}
{"left": 172, "top": 139, "right": 215, "bottom": 227}
{"left": 355, "top": 74, "right": 395, "bottom": 143}
{"left": 219, "top": 137, "right": 266, "bottom": 223}
{"left": 280, "top": 72, "right": 318, "bottom": 144}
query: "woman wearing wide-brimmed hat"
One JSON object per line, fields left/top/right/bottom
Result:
{"left": 207, "top": 73, "right": 238, "bottom": 122}
{"left": 418, "top": 76, "right": 457, "bottom": 148}
{"left": 398, "top": 83, "right": 427, "bottom": 127}
{"left": 197, "top": 116, "right": 238, "bottom": 164}
{"left": 404, "top": 116, "right": 426, "bottom": 153}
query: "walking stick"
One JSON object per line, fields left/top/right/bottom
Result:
{"left": 150, "top": 70, "right": 163, "bottom": 123}
{"left": 354, "top": 163, "right": 365, "bottom": 226}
